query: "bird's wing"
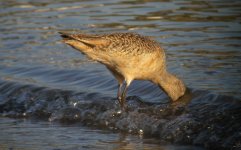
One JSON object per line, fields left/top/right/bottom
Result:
{"left": 59, "top": 31, "right": 108, "bottom": 48}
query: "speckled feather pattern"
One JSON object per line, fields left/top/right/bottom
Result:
{"left": 102, "top": 33, "right": 163, "bottom": 55}
{"left": 60, "top": 31, "right": 186, "bottom": 102}
{"left": 69, "top": 32, "right": 164, "bottom": 56}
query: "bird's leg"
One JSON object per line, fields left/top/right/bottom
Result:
{"left": 117, "top": 83, "right": 123, "bottom": 104}
{"left": 121, "top": 82, "right": 128, "bottom": 103}
{"left": 118, "top": 81, "right": 129, "bottom": 109}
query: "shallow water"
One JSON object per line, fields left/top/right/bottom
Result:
{"left": 2, "top": 118, "right": 198, "bottom": 150}
{"left": 0, "top": 0, "right": 241, "bottom": 150}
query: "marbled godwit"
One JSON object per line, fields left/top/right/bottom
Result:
{"left": 59, "top": 32, "right": 186, "bottom": 107}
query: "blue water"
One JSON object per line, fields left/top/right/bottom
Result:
{"left": 0, "top": 0, "right": 241, "bottom": 150}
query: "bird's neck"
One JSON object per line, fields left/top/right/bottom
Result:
{"left": 156, "top": 71, "right": 186, "bottom": 101}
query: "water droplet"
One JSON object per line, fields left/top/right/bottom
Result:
{"left": 117, "top": 110, "right": 122, "bottom": 114}
{"left": 139, "top": 129, "right": 144, "bottom": 134}
{"left": 138, "top": 129, "right": 144, "bottom": 138}
{"left": 48, "top": 118, "right": 53, "bottom": 122}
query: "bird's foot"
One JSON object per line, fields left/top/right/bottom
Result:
{"left": 117, "top": 96, "right": 128, "bottom": 112}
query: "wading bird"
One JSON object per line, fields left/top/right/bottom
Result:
{"left": 59, "top": 32, "right": 186, "bottom": 108}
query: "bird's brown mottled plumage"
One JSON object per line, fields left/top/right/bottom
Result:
{"left": 59, "top": 31, "right": 186, "bottom": 108}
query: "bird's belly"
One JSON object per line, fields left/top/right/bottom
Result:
{"left": 116, "top": 63, "right": 158, "bottom": 81}
{"left": 109, "top": 53, "right": 164, "bottom": 80}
